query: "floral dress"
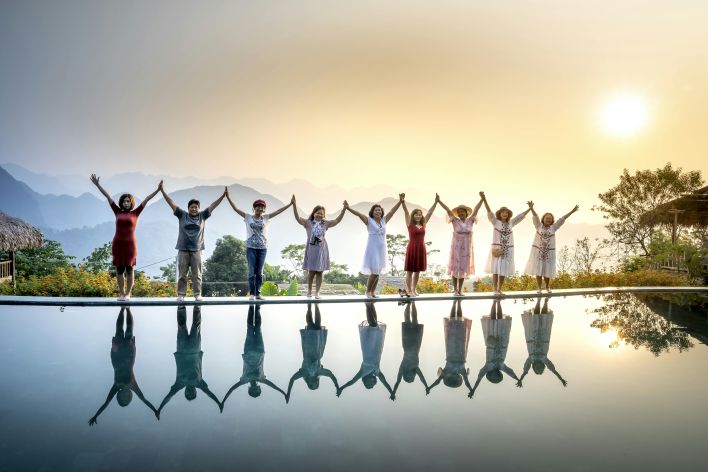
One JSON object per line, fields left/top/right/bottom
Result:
{"left": 524, "top": 215, "right": 567, "bottom": 278}
{"left": 484, "top": 211, "right": 527, "bottom": 276}
{"left": 447, "top": 217, "right": 475, "bottom": 277}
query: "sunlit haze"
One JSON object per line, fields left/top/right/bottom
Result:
{"left": 2, "top": 1, "right": 708, "bottom": 224}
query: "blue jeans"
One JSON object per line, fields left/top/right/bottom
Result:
{"left": 246, "top": 247, "right": 267, "bottom": 296}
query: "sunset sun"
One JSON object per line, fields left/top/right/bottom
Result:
{"left": 599, "top": 93, "right": 649, "bottom": 137}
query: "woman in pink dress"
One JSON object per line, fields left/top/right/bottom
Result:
{"left": 90, "top": 174, "right": 161, "bottom": 301}
{"left": 437, "top": 193, "right": 483, "bottom": 296}
{"left": 401, "top": 197, "right": 438, "bottom": 297}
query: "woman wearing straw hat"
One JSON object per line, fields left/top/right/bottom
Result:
{"left": 226, "top": 191, "right": 292, "bottom": 300}
{"left": 437, "top": 193, "right": 484, "bottom": 296}
{"left": 480, "top": 192, "right": 533, "bottom": 295}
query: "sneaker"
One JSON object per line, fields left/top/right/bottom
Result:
{"left": 195, "top": 295, "right": 203, "bottom": 301}
{"left": 249, "top": 295, "right": 255, "bottom": 301}
{"left": 255, "top": 295, "right": 264, "bottom": 300}
{"left": 177, "top": 295, "right": 185, "bottom": 302}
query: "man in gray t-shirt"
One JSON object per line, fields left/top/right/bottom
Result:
{"left": 159, "top": 183, "right": 227, "bottom": 301}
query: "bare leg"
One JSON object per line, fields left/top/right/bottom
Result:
{"left": 371, "top": 274, "right": 380, "bottom": 297}
{"left": 456, "top": 299, "right": 463, "bottom": 318}
{"left": 405, "top": 272, "right": 413, "bottom": 295}
{"left": 116, "top": 271, "right": 125, "bottom": 299}
{"left": 412, "top": 272, "right": 420, "bottom": 296}
{"left": 366, "top": 275, "right": 376, "bottom": 297}
{"left": 411, "top": 302, "right": 418, "bottom": 324}
{"left": 315, "top": 272, "right": 323, "bottom": 297}
{"left": 544, "top": 277, "right": 551, "bottom": 292}
{"left": 125, "top": 269, "right": 135, "bottom": 299}
{"left": 307, "top": 271, "right": 315, "bottom": 296}
{"left": 314, "top": 304, "right": 321, "bottom": 326}
{"left": 404, "top": 303, "right": 412, "bottom": 323}
{"left": 492, "top": 274, "right": 499, "bottom": 293}
{"left": 456, "top": 277, "right": 464, "bottom": 295}
{"left": 498, "top": 275, "right": 506, "bottom": 294}
{"left": 535, "top": 276, "right": 543, "bottom": 292}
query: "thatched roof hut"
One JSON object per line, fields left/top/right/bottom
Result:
{"left": 0, "top": 211, "right": 43, "bottom": 252}
{"left": 639, "top": 186, "right": 708, "bottom": 228}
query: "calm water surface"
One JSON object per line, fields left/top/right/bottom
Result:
{"left": 0, "top": 293, "right": 706, "bottom": 471}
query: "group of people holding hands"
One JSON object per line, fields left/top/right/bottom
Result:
{"left": 90, "top": 174, "right": 579, "bottom": 301}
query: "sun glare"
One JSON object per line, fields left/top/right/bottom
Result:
{"left": 599, "top": 93, "right": 649, "bottom": 137}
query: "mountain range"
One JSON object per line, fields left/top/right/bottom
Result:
{"left": 1, "top": 163, "right": 610, "bottom": 276}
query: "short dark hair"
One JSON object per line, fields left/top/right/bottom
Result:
{"left": 368, "top": 204, "right": 384, "bottom": 218}
{"left": 187, "top": 199, "right": 200, "bottom": 208}
{"left": 119, "top": 194, "right": 135, "bottom": 211}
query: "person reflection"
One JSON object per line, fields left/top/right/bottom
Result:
{"left": 517, "top": 297, "right": 567, "bottom": 387}
{"left": 157, "top": 305, "right": 221, "bottom": 416}
{"left": 285, "top": 303, "right": 339, "bottom": 403}
{"left": 338, "top": 302, "right": 394, "bottom": 400}
{"left": 222, "top": 305, "right": 286, "bottom": 404}
{"left": 392, "top": 301, "right": 429, "bottom": 396}
{"left": 469, "top": 300, "right": 520, "bottom": 397}
{"left": 89, "top": 307, "right": 157, "bottom": 425}
{"left": 427, "top": 300, "right": 473, "bottom": 397}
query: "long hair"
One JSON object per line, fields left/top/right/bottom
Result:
{"left": 118, "top": 194, "right": 135, "bottom": 211}
{"left": 410, "top": 208, "right": 424, "bottom": 225}
{"left": 309, "top": 205, "right": 326, "bottom": 221}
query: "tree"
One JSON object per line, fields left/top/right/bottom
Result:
{"left": 281, "top": 244, "right": 305, "bottom": 279}
{"left": 15, "top": 240, "right": 74, "bottom": 277}
{"left": 263, "top": 263, "right": 291, "bottom": 283}
{"left": 159, "top": 260, "right": 177, "bottom": 283}
{"left": 203, "top": 236, "right": 248, "bottom": 296}
{"left": 323, "top": 261, "right": 366, "bottom": 285}
{"left": 386, "top": 234, "right": 408, "bottom": 276}
{"left": 594, "top": 163, "right": 703, "bottom": 256}
{"left": 82, "top": 242, "right": 113, "bottom": 274}
{"left": 572, "top": 237, "right": 608, "bottom": 273}
{"left": 557, "top": 245, "right": 573, "bottom": 274}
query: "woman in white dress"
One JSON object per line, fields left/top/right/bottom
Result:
{"left": 480, "top": 191, "right": 533, "bottom": 295}
{"left": 517, "top": 298, "right": 568, "bottom": 388}
{"left": 525, "top": 204, "right": 579, "bottom": 293}
{"left": 345, "top": 194, "right": 404, "bottom": 298}
{"left": 469, "top": 300, "right": 520, "bottom": 397}
{"left": 338, "top": 303, "right": 395, "bottom": 400}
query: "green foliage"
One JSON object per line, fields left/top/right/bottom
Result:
{"left": 286, "top": 279, "right": 299, "bottom": 296}
{"left": 14, "top": 240, "right": 74, "bottom": 277}
{"left": 0, "top": 267, "right": 174, "bottom": 297}
{"left": 82, "top": 242, "right": 113, "bottom": 274}
{"left": 594, "top": 163, "right": 703, "bottom": 256}
{"left": 281, "top": 244, "right": 305, "bottom": 279}
{"left": 260, "top": 281, "right": 279, "bottom": 296}
{"left": 385, "top": 234, "right": 408, "bottom": 276}
{"left": 263, "top": 263, "right": 290, "bottom": 283}
{"left": 203, "top": 235, "right": 248, "bottom": 296}
{"left": 473, "top": 270, "right": 689, "bottom": 292}
{"left": 323, "top": 261, "right": 367, "bottom": 285}
{"left": 159, "top": 260, "right": 177, "bottom": 283}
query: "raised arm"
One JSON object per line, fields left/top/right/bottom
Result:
{"left": 471, "top": 197, "right": 483, "bottom": 218}
{"left": 326, "top": 204, "right": 347, "bottom": 229}
{"left": 393, "top": 369, "right": 404, "bottom": 396}
{"left": 221, "top": 380, "right": 248, "bottom": 407}
{"left": 416, "top": 368, "right": 430, "bottom": 390}
{"left": 510, "top": 202, "right": 533, "bottom": 227}
{"left": 378, "top": 372, "right": 395, "bottom": 400}
{"left": 139, "top": 181, "right": 162, "bottom": 209}
{"left": 88, "top": 385, "right": 119, "bottom": 425}
{"left": 545, "top": 359, "right": 567, "bottom": 387}
{"left": 423, "top": 198, "right": 438, "bottom": 224}
{"left": 266, "top": 198, "right": 293, "bottom": 219}
{"left": 160, "top": 185, "right": 178, "bottom": 213}
{"left": 517, "top": 358, "right": 532, "bottom": 387}
{"left": 291, "top": 196, "right": 306, "bottom": 226}
{"left": 320, "top": 368, "right": 339, "bottom": 390}
{"left": 206, "top": 187, "right": 227, "bottom": 214}
{"left": 384, "top": 193, "right": 405, "bottom": 223}
{"left": 90, "top": 174, "right": 115, "bottom": 207}
{"left": 463, "top": 371, "right": 474, "bottom": 397}
{"left": 197, "top": 380, "right": 223, "bottom": 409}
{"left": 156, "top": 384, "right": 181, "bottom": 414}
{"left": 426, "top": 371, "right": 444, "bottom": 394}
{"left": 469, "top": 366, "right": 487, "bottom": 398}
{"left": 131, "top": 383, "right": 158, "bottom": 416}
{"left": 261, "top": 378, "right": 287, "bottom": 398}
{"left": 436, "top": 194, "right": 455, "bottom": 219}
{"left": 557, "top": 205, "right": 579, "bottom": 228}
{"left": 501, "top": 364, "right": 520, "bottom": 382}
{"left": 529, "top": 201, "right": 540, "bottom": 226}
{"left": 344, "top": 201, "right": 368, "bottom": 225}
{"left": 285, "top": 371, "right": 304, "bottom": 402}
{"left": 402, "top": 200, "right": 411, "bottom": 226}
{"left": 225, "top": 191, "right": 247, "bottom": 218}
{"left": 479, "top": 191, "right": 492, "bottom": 215}
{"left": 337, "top": 368, "right": 363, "bottom": 396}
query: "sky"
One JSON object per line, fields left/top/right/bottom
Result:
{"left": 1, "top": 0, "right": 707, "bottom": 224}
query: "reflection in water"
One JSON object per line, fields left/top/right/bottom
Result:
{"left": 338, "top": 302, "right": 395, "bottom": 400}
{"left": 89, "top": 307, "right": 158, "bottom": 425}
{"left": 427, "top": 300, "right": 473, "bottom": 397}
{"left": 590, "top": 294, "right": 694, "bottom": 356}
{"left": 223, "top": 305, "right": 286, "bottom": 404}
{"left": 470, "top": 300, "right": 520, "bottom": 397}
{"left": 285, "top": 303, "right": 339, "bottom": 403}
{"left": 518, "top": 298, "right": 568, "bottom": 388}
{"left": 393, "top": 302, "right": 429, "bottom": 395}
{"left": 158, "top": 306, "right": 221, "bottom": 416}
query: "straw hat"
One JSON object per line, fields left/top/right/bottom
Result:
{"left": 452, "top": 205, "right": 473, "bottom": 218}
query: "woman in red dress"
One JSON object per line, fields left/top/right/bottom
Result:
{"left": 91, "top": 175, "right": 161, "bottom": 301}
{"left": 401, "top": 196, "right": 438, "bottom": 297}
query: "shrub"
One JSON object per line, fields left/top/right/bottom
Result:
{"left": 260, "top": 281, "right": 280, "bottom": 296}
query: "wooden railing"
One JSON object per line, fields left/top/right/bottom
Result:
{"left": 650, "top": 250, "right": 688, "bottom": 272}
{"left": 0, "top": 260, "right": 12, "bottom": 280}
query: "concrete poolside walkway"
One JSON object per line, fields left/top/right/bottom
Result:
{"left": 0, "top": 286, "right": 706, "bottom": 307}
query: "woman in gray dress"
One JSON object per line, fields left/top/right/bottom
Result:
{"left": 292, "top": 196, "right": 347, "bottom": 298}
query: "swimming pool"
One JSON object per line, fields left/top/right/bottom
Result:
{"left": 1, "top": 292, "right": 706, "bottom": 471}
